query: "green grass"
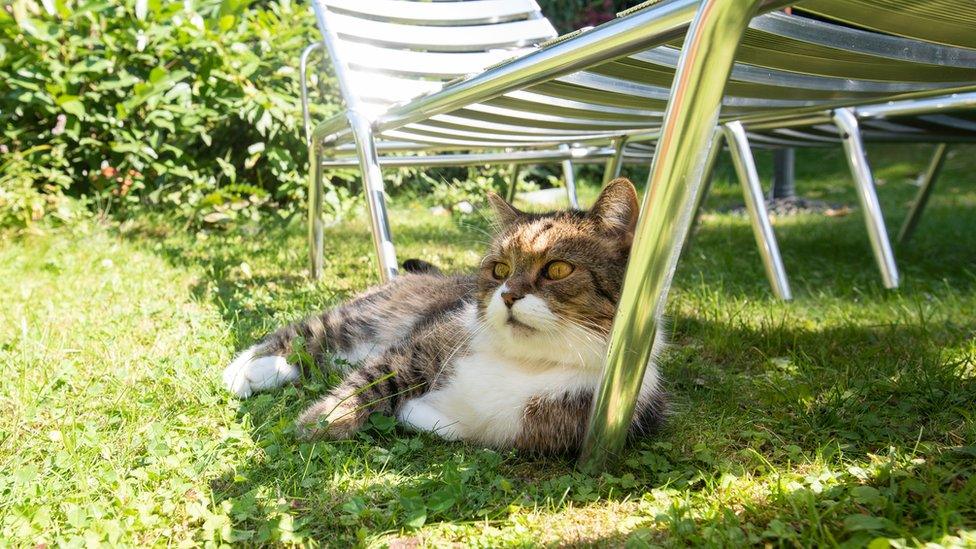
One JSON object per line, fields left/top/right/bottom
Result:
{"left": 1, "top": 144, "right": 975, "bottom": 547}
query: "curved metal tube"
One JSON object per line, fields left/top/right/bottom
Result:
{"left": 724, "top": 121, "right": 792, "bottom": 300}
{"left": 308, "top": 143, "right": 325, "bottom": 279}
{"left": 300, "top": 42, "right": 324, "bottom": 147}
{"left": 601, "top": 136, "right": 628, "bottom": 186}
{"left": 559, "top": 144, "right": 580, "bottom": 208}
{"left": 832, "top": 108, "right": 899, "bottom": 289}
{"left": 504, "top": 161, "right": 519, "bottom": 202}
{"left": 349, "top": 111, "right": 399, "bottom": 282}
{"left": 579, "top": 0, "right": 765, "bottom": 472}
{"left": 898, "top": 143, "right": 950, "bottom": 244}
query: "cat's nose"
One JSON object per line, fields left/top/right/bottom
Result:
{"left": 501, "top": 291, "right": 524, "bottom": 308}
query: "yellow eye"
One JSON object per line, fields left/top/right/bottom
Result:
{"left": 544, "top": 260, "right": 574, "bottom": 280}
{"left": 492, "top": 262, "right": 511, "bottom": 280}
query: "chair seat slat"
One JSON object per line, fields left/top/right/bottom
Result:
{"left": 327, "top": 12, "right": 556, "bottom": 52}
{"left": 800, "top": 0, "right": 976, "bottom": 50}
{"left": 321, "top": 0, "right": 542, "bottom": 26}
{"left": 340, "top": 43, "right": 528, "bottom": 78}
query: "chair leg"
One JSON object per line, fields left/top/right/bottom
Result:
{"left": 559, "top": 144, "right": 580, "bottom": 209}
{"left": 348, "top": 111, "right": 399, "bottom": 283}
{"left": 682, "top": 128, "right": 724, "bottom": 258}
{"left": 688, "top": 128, "right": 725, "bottom": 234}
{"left": 308, "top": 143, "right": 325, "bottom": 279}
{"left": 832, "top": 108, "right": 899, "bottom": 289}
{"left": 299, "top": 42, "right": 323, "bottom": 147}
{"left": 579, "top": 0, "right": 765, "bottom": 472}
{"left": 601, "top": 136, "right": 627, "bottom": 187}
{"left": 724, "top": 122, "right": 792, "bottom": 300}
{"left": 505, "top": 162, "right": 519, "bottom": 202}
{"left": 898, "top": 143, "right": 949, "bottom": 245}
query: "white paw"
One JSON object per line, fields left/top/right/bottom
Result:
{"left": 222, "top": 347, "right": 300, "bottom": 398}
{"left": 397, "top": 398, "right": 462, "bottom": 441}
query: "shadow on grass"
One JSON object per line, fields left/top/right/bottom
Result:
{"left": 198, "top": 305, "right": 974, "bottom": 544}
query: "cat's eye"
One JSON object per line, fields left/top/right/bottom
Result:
{"left": 544, "top": 260, "right": 574, "bottom": 280}
{"left": 491, "top": 262, "right": 511, "bottom": 280}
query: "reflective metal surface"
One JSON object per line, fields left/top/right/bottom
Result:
{"left": 579, "top": 0, "right": 766, "bottom": 472}
{"left": 349, "top": 111, "right": 399, "bottom": 282}
{"left": 832, "top": 108, "right": 899, "bottom": 289}
{"left": 686, "top": 128, "right": 724, "bottom": 240}
{"left": 559, "top": 144, "right": 580, "bottom": 208}
{"left": 317, "top": 145, "right": 648, "bottom": 168}
{"left": 724, "top": 121, "right": 792, "bottom": 300}
{"left": 602, "top": 137, "right": 628, "bottom": 187}
{"left": 308, "top": 143, "right": 325, "bottom": 280}
{"left": 801, "top": 0, "right": 976, "bottom": 50}
{"left": 898, "top": 143, "right": 950, "bottom": 245}
{"left": 299, "top": 42, "right": 323, "bottom": 146}
{"left": 505, "top": 162, "right": 519, "bottom": 202}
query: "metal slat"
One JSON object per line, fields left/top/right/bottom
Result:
{"left": 732, "top": 32, "right": 976, "bottom": 83}
{"left": 633, "top": 46, "right": 939, "bottom": 94}
{"left": 556, "top": 71, "right": 818, "bottom": 108}
{"left": 595, "top": 56, "right": 893, "bottom": 101}
{"left": 800, "top": 0, "right": 976, "bottom": 50}
{"left": 327, "top": 12, "right": 556, "bottom": 52}
{"left": 346, "top": 70, "right": 444, "bottom": 107}
{"left": 751, "top": 11, "right": 976, "bottom": 68}
{"left": 321, "top": 0, "right": 544, "bottom": 26}
{"left": 380, "top": 129, "right": 599, "bottom": 148}
{"left": 340, "top": 43, "right": 528, "bottom": 78}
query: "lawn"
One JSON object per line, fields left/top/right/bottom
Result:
{"left": 1, "top": 144, "right": 974, "bottom": 547}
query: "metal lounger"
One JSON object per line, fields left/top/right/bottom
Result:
{"left": 304, "top": 0, "right": 976, "bottom": 470}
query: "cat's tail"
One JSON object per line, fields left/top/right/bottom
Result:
{"left": 401, "top": 258, "right": 442, "bottom": 275}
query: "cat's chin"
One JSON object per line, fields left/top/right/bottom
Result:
{"left": 504, "top": 317, "right": 537, "bottom": 334}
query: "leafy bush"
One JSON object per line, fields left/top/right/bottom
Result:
{"left": 0, "top": 0, "right": 644, "bottom": 231}
{"left": 1, "top": 0, "right": 341, "bottom": 228}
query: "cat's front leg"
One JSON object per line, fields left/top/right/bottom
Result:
{"left": 397, "top": 397, "right": 463, "bottom": 441}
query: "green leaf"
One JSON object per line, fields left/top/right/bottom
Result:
{"left": 57, "top": 95, "right": 86, "bottom": 118}
{"left": 426, "top": 487, "right": 456, "bottom": 514}
{"left": 850, "top": 485, "right": 881, "bottom": 504}
{"left": 218, "top": 14, "right": 235, "bottom": 31}
{"left": 843, "top": 514, "right": 889, "bottom": 532}
{"left": 149, "top": 66, "right": 167, "bottom": 84}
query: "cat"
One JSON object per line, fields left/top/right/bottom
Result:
{"left": 222, "top": 178, "right": 667, "bottom": 455}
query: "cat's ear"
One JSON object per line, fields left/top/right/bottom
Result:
{"left": 486, "top": 191, "right": 524, "bottom": 226}
{"left": 588, "top": 177, "right": 639, "bottom": 236}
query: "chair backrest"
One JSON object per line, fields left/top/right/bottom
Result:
{"left": 312, "top": 0, "right": 558, "bottom": 118}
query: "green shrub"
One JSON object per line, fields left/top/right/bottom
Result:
{"left": 0, "top": 0, "right": 642, "bottom": 231}
{"left": 1, "top": 0, "right": 342, "bottom": 227}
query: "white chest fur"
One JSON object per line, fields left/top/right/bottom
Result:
{"left": 414, "top": 349, "right": 604, "bottom": 446}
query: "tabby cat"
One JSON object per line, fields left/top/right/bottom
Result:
{"left": 222, "top": 178, "right": 666, "bottom": 454}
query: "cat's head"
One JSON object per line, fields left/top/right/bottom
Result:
{"left": 476, "top": 178, "right": 639, "bottom": 368}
